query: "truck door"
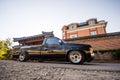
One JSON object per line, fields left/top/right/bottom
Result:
{"left": 41, "top": 37, "right": 66, "bottom": 58}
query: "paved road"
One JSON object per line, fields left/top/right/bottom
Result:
{"left": 1, "top": 60, "right": 120, "bottom": 72}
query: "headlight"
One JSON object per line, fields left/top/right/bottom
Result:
{"left": 84, "top": 47, "right": 93, "bottom": 54}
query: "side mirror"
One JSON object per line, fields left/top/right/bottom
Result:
{"left": 58, "top": 40, "right": 63, "bottom": 45}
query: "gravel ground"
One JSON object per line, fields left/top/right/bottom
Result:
{"left": 0, "top": 60, "right": 120, "bottom": 80}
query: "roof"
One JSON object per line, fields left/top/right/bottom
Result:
{"left": 13, "top": 31, "right": 54, "bottom": 42}
{"left": 78, "top": 22, "right": 88, "bottom": 27}
{"left": 62, "top": 18, "right": 107, "bottom": 30}
{"left": 13, "top": 34, "right": 44, "bottom": 42}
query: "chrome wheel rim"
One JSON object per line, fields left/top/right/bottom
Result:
{"left": 69, "top": 51, "right": 82, "bottom": 63}
{"left": 19, "top": 54, "right": 25, "bottom": 61}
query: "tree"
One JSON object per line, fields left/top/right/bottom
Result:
{"left": 0, "top": 38, "right": 12, "bottom": 59}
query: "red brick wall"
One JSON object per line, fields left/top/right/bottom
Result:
{"left": 78, "top": 29, "right": 90, "bottom": 37}
{"left": 97, "top": 27, "right": 106, "bottom": 34}
{"left": 63, "top": 26, "right": 106, "bottom": 39}
{"left": 64, "top": 32, "right": 120, "bottom": 50}
{"left": 64, "top": 32, "right": 120, "bottom": 60}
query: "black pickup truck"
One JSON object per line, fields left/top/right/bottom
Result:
{"left": 12, "top": 37, "right": 94, "bottom": 64}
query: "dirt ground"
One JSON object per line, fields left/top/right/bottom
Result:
{"left": 0, "top": 60, "right": 120, "bottom": 80}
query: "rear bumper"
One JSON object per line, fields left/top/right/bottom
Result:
{"left": 11, "top": 54, "right": 19, "bottom": 59}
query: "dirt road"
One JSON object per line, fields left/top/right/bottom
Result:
{"left": 0, "top": 60, "right": 120, "bottom": 80}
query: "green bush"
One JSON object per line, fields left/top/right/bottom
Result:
{"left": 112, "top": 49, "right": 120, "bottom": 60}
{"left": 0, "top": 38, "right": 12, "bottom": 59}
{"left": 2, "top": 50, "right": 11, "bottom": 59}
{"left": 94, "top": 49, "right": 120, "bottom": 60}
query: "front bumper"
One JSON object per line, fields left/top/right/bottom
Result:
{"left": 91, "top": 53, "right": 95, "bottom": 60}
{"left": 86, "top": 53, "right": 94, "bottom": 62}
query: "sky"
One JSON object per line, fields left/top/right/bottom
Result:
{"left": 0, "top": 0, "right": 120, "bottom": 40}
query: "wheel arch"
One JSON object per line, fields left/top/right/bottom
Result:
{"left": 66, "top": 49, "right": 87, "bottom": 62}
{"left": 20, "top": 49, "right": 29, "bottom": 55}
{"left": 19, "top": 49, "right": 29, "bottom": 62}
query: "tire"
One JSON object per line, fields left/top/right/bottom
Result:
{"left": 19, "top": 51, "right": 28, "bottom": 62}
{"left": 68, "top": 51, "right": 85, "bottom": 64}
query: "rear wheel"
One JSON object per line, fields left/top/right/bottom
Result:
{"left": 68, "top": 51, "right": 85, "bottom": 64}
{"left": 19, "top": 51, "right": 28, "bottom": 62}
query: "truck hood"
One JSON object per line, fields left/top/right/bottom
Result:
{"left": 63, "top": 43, "right": 91, "bottom": 50}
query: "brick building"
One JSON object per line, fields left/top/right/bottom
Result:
{"left": 62, "top": 18, "right": 107, "bottom": 39}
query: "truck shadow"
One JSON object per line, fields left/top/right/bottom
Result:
{"left": 37, "top": 60, "right": 98, "bottom": 65}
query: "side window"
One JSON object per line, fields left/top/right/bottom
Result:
{"left": 90, "top": 31, "right": 97, "bottom": 35}
{"left": 89, "top": 20, "right": 95, "bottom": 25}
{"left": 69, "top": 24, "right": 77, "bottom": 30}
{"left": 70, "top": 34, "right": 77, "bottom": 38}
{"left": 46, "top": 38, "right": 59, "bottom": 45}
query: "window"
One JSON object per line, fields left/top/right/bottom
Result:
{"left": 45, "top": 37, "right": 62, "bottom": 48}
{"left": 46, "top": 37, "right": 59, "bottom": 45}
{"left": 90, "top": 31, "right": 97, "bottom": 35}
{"left": 69, "top": 25, "right": 77, "bottom": 30}
{"left": 89, "top": 20, "right": 95, "bottom": 25}
{"left": 70, "top": 34, "right": 77, "bottom": 38}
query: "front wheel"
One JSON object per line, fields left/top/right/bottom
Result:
{"left": 19, "top": 51, "right": 28, "bottom": 62}
{"left": 68, "top": 51, "right": 85, "bottom": 64}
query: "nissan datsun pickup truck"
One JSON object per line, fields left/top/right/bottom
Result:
{"left": 12, "top": 37, "right": 94, "bottom": 64}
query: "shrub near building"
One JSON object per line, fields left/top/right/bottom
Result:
{"left": 94, "top": 49, "right": 120, "bottom": 60}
